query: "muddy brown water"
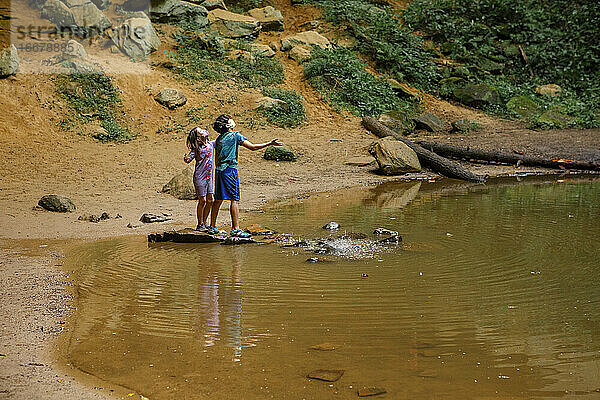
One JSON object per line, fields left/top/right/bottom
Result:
{"left": 62, "top": 176, "right": 600, "bottom": 399}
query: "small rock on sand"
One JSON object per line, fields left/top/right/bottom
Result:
{"left": 140, "top": 213, "right": 172, "bottom": 223}
{"left": 306, "top": 369, "right": 344, "bottom": 382}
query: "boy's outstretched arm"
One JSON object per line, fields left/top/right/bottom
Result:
{"left": 241, "top": 139, "right": 283, "bottom": 151}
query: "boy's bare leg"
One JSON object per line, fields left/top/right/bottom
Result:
{"left": 230, "top": 200, "right": 240, "bottom": 230}
{"left": 211, "top": 200, "right": 223, "bottom": 228}
{"left": 204, "top": 194, "right": 214, "bottom": 225}
{"left": 196, "top": 196, "right": 206, "bottom": 227}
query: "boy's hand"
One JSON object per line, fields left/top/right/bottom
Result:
{"left": 270, "top": 139, "right": 283, "bottom": 146}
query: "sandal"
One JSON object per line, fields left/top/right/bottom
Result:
{"left": 196, "top": 224, "right": 207, "bottom": 232}
{"left": 230, "top": 229, "right": 251, "bottom": 238}
{"left": 207, "top": 227, "right": 220, "bottom": 235}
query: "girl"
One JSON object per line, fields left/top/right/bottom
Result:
{"left": 184, "top": 127, "right": 215, "bottom": 231}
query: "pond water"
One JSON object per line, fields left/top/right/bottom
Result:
{"left": 63, "top": 177, "right": 600, "bottom": 399}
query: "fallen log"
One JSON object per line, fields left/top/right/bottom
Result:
{"left": 414, "top": 140, "right": 600, "bottom": 171}
{"left": 362, "top": 116, "right": 486, "bottom": 183}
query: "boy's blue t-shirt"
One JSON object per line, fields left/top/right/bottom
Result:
{"left": 215, "top": 131, "right": 247, "bottom": 171}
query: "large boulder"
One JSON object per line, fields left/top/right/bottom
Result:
{"left": 150, "top": 0, "right": 209, "bottom": 28}
{"left": 281, "top": 30, "right": 331, "bottom": 51}
{"left": 412, "top": 112, "right": 444, "bottom": 132}
{"left": 248, "top": 6, "right": 284, "bottom": 32}
{"left": 453, "top": 83, "right": 500, "bottom": 107}
{"left": 41, "top": 0, "right": 77, "bottom": 30}
{"left": 248, "top": 43, "right": 275, "bottom": 57}
{"left": 506, "top": 96, "right": 539, "bottom": 119}
{"left": 162, "top": 167, "right": 196, "bottom": 200}
{"left": 62, "top": 39, "right": 87, "bottom": 59}
{"left": 155, "top": 88, "right": 187, "bottom": 109}
{"left": 61, "top": 0, "right": 111, "bottom": 37}
{"left": 369, "top": 137, "right": 421, "bottom": 175}
{"left": 0, "top": 45, "right": 19, "bottom": 78}
{"left": 537, "top": 108, "right": 574, "bottom": 128}
{"left": 256, "top": 96, "right": 289, "bottom": 112}
{"left": 38, "top": 195, "right": 76, "bottom": 212}
{"left": 288, "top": 44, "right": 311, "bottom": 63}
{"left": 207, "top": 9, "right": 260, "bottom": 38}
{"left": 108, "top": 14, "right": 161, "bottom": 60}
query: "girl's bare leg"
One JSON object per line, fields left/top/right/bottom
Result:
{"left": 211, "top": 200, "right": 223, "bottom": 228}
{"left": 204, "top": 193, "right": 214, "bottom": 225}
{"left": 197, "top": 196, "right": 206, "bottom": 228}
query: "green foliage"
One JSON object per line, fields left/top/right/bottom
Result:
{"left": 173, "top": 30, "right": 284, "bottom": 88}
{"left": 304, "top": 46, "right": 419, "bottom": 117}
{"left": 403, "top": 0, "right": 600, "bottom": 128}
{"left": 317, "top": 0, "right": 441, "bottom": 89}
{"left": 260, "top": 88, "right": 306, "bottom": 128}
{"left": 55, "top": 73, "right": 132, "bottom": 142}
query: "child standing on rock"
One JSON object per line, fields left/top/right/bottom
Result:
{"left": 207, "top": 114, "right": 282, "bottom": 237}
{"left": 184, "top": 127, "right": 215, "bottom": 231}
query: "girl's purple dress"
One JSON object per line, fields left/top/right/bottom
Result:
{"left": 187, "top": 140, "right": 215, "bottom": 197}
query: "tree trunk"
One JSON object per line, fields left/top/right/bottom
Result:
{"left": 362, "top": 116, "right": 486, "bottom": 183}
{"left": 414, "top": 140, "right": 600, "bottom": 171}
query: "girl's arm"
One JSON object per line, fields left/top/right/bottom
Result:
{"left": 241, "top": 139, "right": 282, "bottom": 151}
{"left": 184, "top": 150, "right": 195, "bottom": 163}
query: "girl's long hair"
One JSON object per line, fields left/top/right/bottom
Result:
{"left": 186, "top": 127, "right": 199, "bottom": 152}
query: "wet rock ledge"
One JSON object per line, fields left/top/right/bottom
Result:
{"left": 148, "top": 229, "right": 224, "bottom": 243}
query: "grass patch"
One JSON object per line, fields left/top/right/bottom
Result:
{"left": 55, "top": 73, "right": 132, "bottom": 142}
{"left": 259, "top": 88, "right": 306, "bottom": 128}
{"left": 304, "top": 46, "right": 420, "bottom": 118}
{"left": 173, "top": 30, "right": 285, "bottom": 88}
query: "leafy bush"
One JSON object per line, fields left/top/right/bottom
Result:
{"left": 403, "top": 0, "right": 600, "bottom": 128}
{"left": 173, "top": 30, "right": 284, "bottom": 88}
{"left": 319, "top": 0, "right": 441, "bottom": 89}
{"left": 260, "top": 88, "right": 306, "bottom": 128}
{"left": 55, "top": 73, "right": 132, "bottom": 142}
{"left": 304, "top": 46, "right": 419, "bottom": 118}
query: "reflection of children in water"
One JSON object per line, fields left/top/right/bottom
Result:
{"left": 196, "top": 247, "right": 245, "bottom": 362}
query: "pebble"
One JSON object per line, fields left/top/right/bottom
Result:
{"left": 306, "top": 369, "right": 344, "bottom": 382}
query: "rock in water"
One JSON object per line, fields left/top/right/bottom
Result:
{"left": 379, "top": 235, "right": 401, "bottom": 244}
{"left": 38, "top": 195, "right": 76, "bottom": 212}
{"left": 358, "top": 387, "right": 387, "bottom": 397}
{"left": 244, "top": 224, "right": 276, "bottom": 235}
{"left": 108, "top": 14, "right": 161, "bottom": 60}
{"left": 148, "top": 229, "right": 224, "bottom": 243}
{"left": 140, "top": 213, "right": 172, "bottom": 223}
{"left": 0, "top": 45, "right": 19, "bottom": 77}
{"left": 412, "top": 112, "right": 444, "bottom": 132}
{"left": 263, "top": 146, "right": 297, "bottom": 162}
{"left": 248, "top": 6, "right": 284, "bottom": 32}
{"left": 207, "top": 9, "right": 260, "bottom": 38}
{"left": 221, "top": 236, "right": 256, "bottom": 245}
{"left": 322, "top": 222, "right": 339, "bottom": 230}
{"left": 369, "top": 137, "right": 421, "bottom": 175}
{"left": 155, "top": 88, "right": 187, "bottom": 109}
{"left": 306, "top": 369, "right": 344, "bottom": 382}
{"left": 310, "top": 343, "right": 338, "bottom": 351}
{"left": 373, "top": 228, "right": 398, "bottom": 236}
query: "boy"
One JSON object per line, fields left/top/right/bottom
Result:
{"left": 208, "top": 114, "right": 282, "bottom": 237}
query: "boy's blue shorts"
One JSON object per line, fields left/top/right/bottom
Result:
{"left": 215, "top": 167, "right": 240, "bottom": 201}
